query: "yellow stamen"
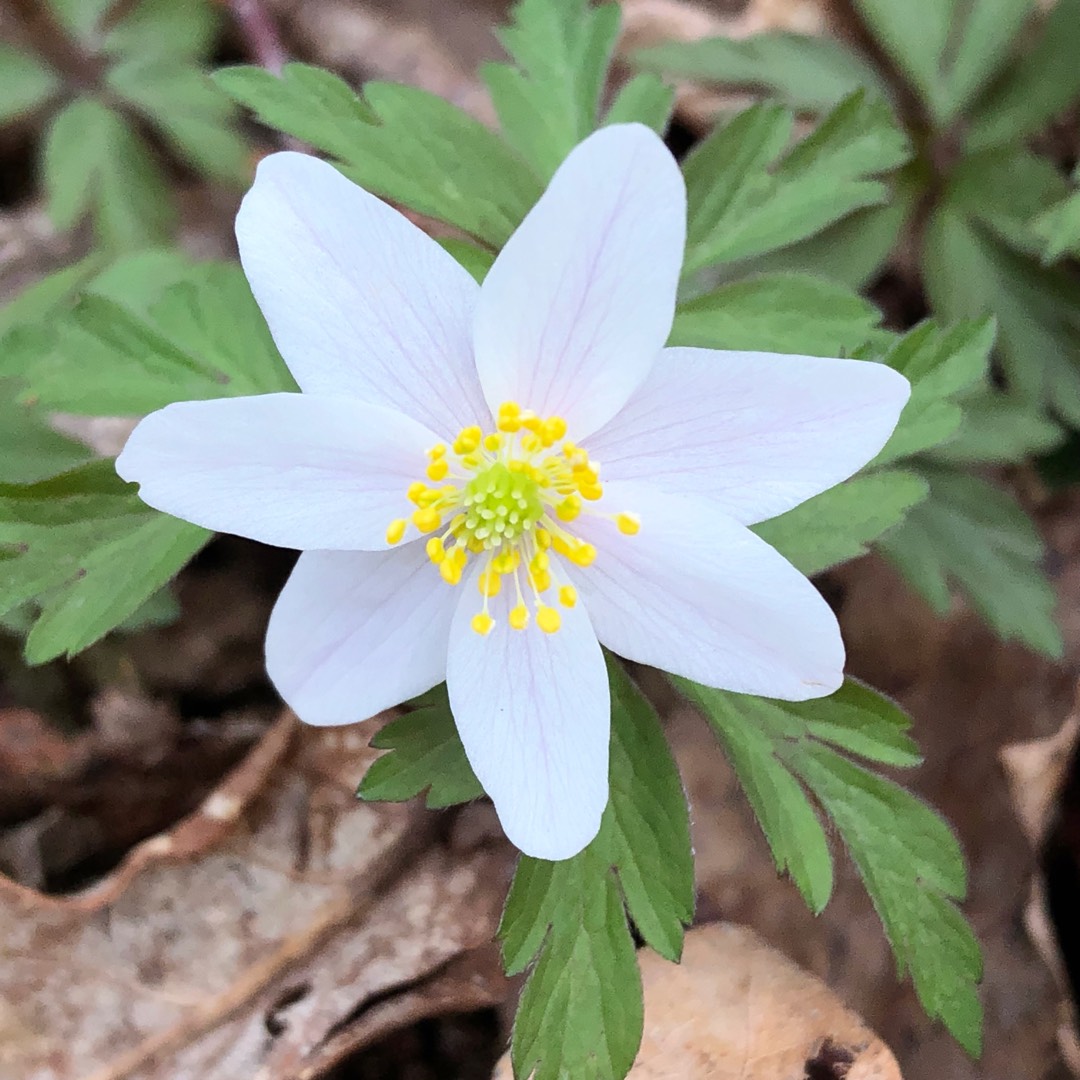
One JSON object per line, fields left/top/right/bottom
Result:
{"left": 385, "top": 518, "right": 407, "bottom": 545}
{"left": 471, "top": 612, "right": 495, "bottom": 636}
{"left": 537, "top": 606, "right": 561, "bottom": 633}
{"left": 426, "top": 537, "right": 446, "bottom": 564}
{"left": 509, "top": 604, "right": 529, "bottom": 630}
{"left": 413, "top": 507, "right": 442, "bottom": 532}
{"left": 477, "top": 569, "right": 502, "bottom": 598}
{"left": 426, "top": 458, "right": 449, "bottom": 481}
{"left": 616, "top": 512, "right": 640, "bottom": 535}
{"left": 559, "top": 585, "right": 577, "bottom": 608}
{"left": 427, "top": 443, "right": 447, "bottom": 460}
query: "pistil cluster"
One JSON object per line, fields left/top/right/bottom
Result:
{"left": 386, "top": 401, "right": 639, "bottom": 636}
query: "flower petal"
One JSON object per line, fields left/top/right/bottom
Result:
{"left": 446, "top": 561, "right": 609, "bottom": 859}
{"left": 266, "top": 545, "right": 454, "bottom": 724}
{"left": 572, "top": 481, "right": 845, "bottom": 700}
{"left": 236, "top": 151, "right": 488, "bottom": 438}
{"left": 116, "top": 393, "right": 437, "bottom": 550}
{"left": 586, "top": 348, "right": 911, "bottom": 524}
{"left": 473, "top": 124, "right": 686, "bottom": 438}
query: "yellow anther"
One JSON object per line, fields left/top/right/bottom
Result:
{"left": 386, "top": 519, "right": 407, "bottom": 545}
{"left": 509, "top": 604, "right": 529, "bottom": 630}
{"left": 454, "top": 426, "right": 482, "bottom": 454}
{"left": 531, "top": 569, "right": 552, "bottom": 592}
{"left": 556, "top": 496, "right": 581, "bottom": 522}
{"left": 483, "top": 433, "right": 502, "bottom": 451}
{"left": 569, "top": 542, "right": 597, "bottom": 567}
{"left": 562, "top": 442, "right": 578, "bottom": 458}
{"left": 537, "top": 606, "right": 561, "bottom": 633}
{"left": 551, "top": 534, "right": 572, "bottom": 558}
{"left": 559, "top": 585, "right": 577, "bottom": 608}
{"left": 471, "top": 612, "right": 495, "bottom": 636}
{"left": 579, "top": 483, "right": 603, "bottom": 502}
{"left": 461, "top": 452, "right": 482, "bottom": 469}
{"left": 531, "top": 550, "right": 550, "bottom": 573}
{"left": 521, "top": 412, "right": 541, "bottom": 433}
{"left": 536, "top": 528, "right": 552, "bottom": 550}
{"left": 497, "top": 402, "right": 522, "bottom": 433}
{"left": 616, "top": 512, "right": 640, "bottom": 535}
{"left": 426, "top": 537, "right": 446, "bottom": 564}
{"left": 416, "top": 487, "right": 440, "bottom": 508}
{"left": 492, "top": 549, "right": 520, "bottom": 574}
{"left": 413, "top": 507, "right": 442, "bottom": 532}
{"left": 451, "top": 546, "right": 467, "bottom": 570}
{"left": 477, "top": 569, "right": 502, "bottom": 597}
{"left": 440, "top": 559, "right": 463, "bottom": 586}
{"left": 544, "top": 416, "right": 568, "bottom": 441}
{"left": 407, "top": 481, "right": 427, "bottom": 504}
{"left": 427, "top": 443, "right": 447, "bottom": 460}
{"left": 426, "top": 458, "right": 449, "bottom": 481}
{"left": 521, "top": 433, "right": 542, "bottom": 453}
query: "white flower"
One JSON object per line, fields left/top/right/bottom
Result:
{"left": 116, "top": 124, "right": 910, "bottom": 861}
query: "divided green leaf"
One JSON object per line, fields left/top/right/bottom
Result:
{"left": 501, "top": 661, "right": 693, "bottom": 1080}
{"left": 0, "top": 462, "right": 210, "bottom": 663}
{"left": 216, "top": 64, "right": 542, "bottom": 248}
{"left": 358, "top": 686, "right": 484, "bottom": 809}
{"left": 881, "top": 466, "right": 1062, "bottom": 658}
{"left": 0, "top": 45, "right": 60, "bottom": 123}
{"left": 632, "top": 31, "right": 884, "bottom": 111}
{"left": 682, "top": 92, "right": 910, "bottom": 274}
{"left": 675, "top": 676, "right": 982, "bottom": 1054}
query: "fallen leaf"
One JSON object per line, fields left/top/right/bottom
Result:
{"left": 492, "top": 922, "right": 900, "bottom": 1079}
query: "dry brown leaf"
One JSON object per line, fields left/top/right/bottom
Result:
{"left": 1001, "top": 702, "right": 1080, "bottom": 1075}
{"left": 492, "top": 923, "right": 900, "bottom": 1079}
{"left": 1, "top": 710, "right": 515, "bottom": 1079}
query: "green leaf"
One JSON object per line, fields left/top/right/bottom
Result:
{"left": 672, "top": 273, "right": 884, "bottom": 356}
{"left": 483, "top": 0, "right": 620, "bottom": 179}
{"left": 46, "top": 0, "right": 113, "bottom": 41}
{"left": 107, "top": 59, "right": 250, "bottom": 185}
{"left": 870, "top": 319, "right": 995, "bottom": 466}
{"left": 216, "top": 64, "right": 541, "bottom": 248}
{"left": 946, "top": 149, "right": 1068, "bottom": 256}
{"left": 923, "top": 202, "right": 1080, "bottom": 426}
{"left": 881, "top": 466, "right": 1062, "bottom": 657}
{"left": 1034, "top": 188, "right": 1080, "bottom": 263}
{"left": 929, "top": 387, "right": 1065, "bottom": 465}
{"left": 0, "top": 256, "right": 105, "bottom": 340}
{"left": 13, "top": 263, "right": 295, "bottom": 416}
{"left": 852, "top": 0, "right": 1034, "bottom": 126}
{"left": 603, "top": 73, "right": 674, "bottom": 133}
{"left": 103, "top": 0, "right": 221, "bottom": 59}
{"left": 0, "top": 462, "right": 210, "bottom": 663}
{"left": 753, "top": 469, "right": 928, "bottom": 576}
{"left": 787, "top": 748, "right": 983, "bottom": 1054}
{"left": 501, "top": 661, "right": 693, "bottom": 1080}
{"left": 42, "top": 99, "right": 173, "bottom": 251}
{"left": 676, "top": 676, "right": 981, "bottom": 1053}
{"left": 0, "top": 386, "right": 90, "bottom": 483}
{"left": 967, "top": 0, "right": 1080, "bottom": 149}
{"left": 683, "top": 92, "right": 909, "bottom": 273}
{"left": 0, "top": 45, "right": 60, "bottom": 123}
{"left": 358, "top": 686, "right": 484, "bottom": 809}
{"left": 632, "top": 31, "right": 885, "bottom": 111}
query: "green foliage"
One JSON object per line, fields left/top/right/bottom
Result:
{"left": 754, "top": 470, "right": 929, "bottom": 576}
{"left": 852, "top": 0, "right": 1034, "bottom": 127}
{"left": 217, "top": 64, "right": 542, "bottom": 249}
{"left": 358, "top": 687, "right": 484, "bottom": 809}
{"left": 0, "top": 390, "right": 90, "bottom": 484}
{"left": 633, "top": 31, "right": 884, "bottom": 111}
{"left": 671, "top": 272, "right": 886, "bottom": 356}
{"left": 881, "top": 466, "right": 1062, "bottom": 658}
{"left": 0, "top": 462, "right": 210, "bottom": 663}
{"left": 0, "top": 44, "right": 61, "bottom": 123}
{"left": 676, "top": 676, "right": 982, "bottom": 1054}
{"left": 681, "top": 92, "right": 910, "bottom": 275}
{"left": 500, "top": 661, "right": 693, "bottom": 1080}
{"left": 4, "top": 262, "right": 295, "bottom": 415}
{"left": 1035, "top": 179, "right": 1080, "bottom": 263}
{"left": 484, "top": 0, "right": 621, "bottom": 179}
{"left": 4, "top": 0, "right": 248, "bottom": 250}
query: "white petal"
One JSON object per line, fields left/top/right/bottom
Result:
{"left": 116, "top": 394, "right": 436, "bottom": 550}
{"left": 266, "top": 546, "right": 454, "bottom": 724}
{"left": 237, "top": 151, "right": 489, "bottom": 439}
{"left": 586, "top": 348, "right": 911, "bottom": 524}
{"left": 473, "top": 124, "right": 686, "bottom": 438}
{"left": 572, "top": 482, "right": 845, "bottom": 700}
{"left": 446, "top": 560, "right": 609, "bottom": 859}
